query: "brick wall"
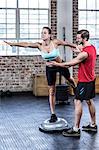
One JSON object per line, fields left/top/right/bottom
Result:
{"left": 72, "top": 0, "right": 78, "bottom": 78}
{"left": 50, "top": 0, "right": 57, "bottom": 38}
{"left": 72, "top": 0, "right": 78, "bottom": 42}
{"left": 96, "top": 56, "right": 99, "bottom": 76}
{"left": 0, "top": 56, "right": 46, "bottom": 92}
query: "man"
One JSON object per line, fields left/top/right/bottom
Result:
{"left": 50, "top": 29, "right": 97, "bottom": 137}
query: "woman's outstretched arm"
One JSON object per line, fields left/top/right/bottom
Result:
{"left": 53, "top": 39, "right": 81, "bottom": 52}
{"left": 4, "top": 41, "right": 40, "bottom": 49}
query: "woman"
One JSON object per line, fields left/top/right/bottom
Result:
{"left": 4, "top": 26, "right": 79, "bottom": 123}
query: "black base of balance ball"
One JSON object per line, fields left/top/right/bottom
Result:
{"left": 39, "top": 117, "right": 69, "bottom": 133}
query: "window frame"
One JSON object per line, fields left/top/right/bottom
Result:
{"left": 0, "top": 0, "right": 50, "bottom": 56}
{"left": 78, "top": 0, "right": 99, "bottom": 55}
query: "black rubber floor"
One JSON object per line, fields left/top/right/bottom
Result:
{"left": 0, "top": 93, "right": 99, "bottom": 150}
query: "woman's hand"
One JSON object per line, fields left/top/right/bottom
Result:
{"left": 71, "top": 45, "right": 83, "bottom": 53}
{"left": 4, "top": 41, "right": 13, "bottom": 46}
{"left": 77, "top": 45, "right": 83, "bottom": 51}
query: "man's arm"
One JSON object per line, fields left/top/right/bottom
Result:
{"left": 4, "top": 41, "right": 40, "bottom": 49}
{"left": 65, "top": 51, "right": 88, "bottom": 66}
{"left": 50, "top": 51, "right": 88, "bottom": 67}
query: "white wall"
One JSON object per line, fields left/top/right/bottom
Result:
{"left": 57, "top": 0, "right": 73, "bottom": 74}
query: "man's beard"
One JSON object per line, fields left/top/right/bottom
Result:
{"left": 76, "top": 41, "right": 84, "bottom": 45}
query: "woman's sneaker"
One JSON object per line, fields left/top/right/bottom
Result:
{"left": 49, "top": 114, "right": 57, "bottom": 123}
{"left": 82, "top": 124, "right": 98, "bottom": 132}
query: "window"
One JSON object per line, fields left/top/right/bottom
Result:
{"left": 0, "top": 0, "right": 49, "bottom": 55}
{"left": 78, "top": 0, "right": 99, "bottom": 54}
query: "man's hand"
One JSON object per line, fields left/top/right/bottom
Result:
{"left": 46, "top": 61, "right": 69, "bottom": 68}
{"left": 50, "top": 61, "right": 62, "bottom": 66}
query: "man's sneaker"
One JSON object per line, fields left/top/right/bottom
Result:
{"left": 49, "top": 114, "right": 57, "bottom": 123}
{"left": 62, "top": 127, "right": 81, "bottom": 137}
{"left": 82, "top": 124, "right": 98, "bottom": 132}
